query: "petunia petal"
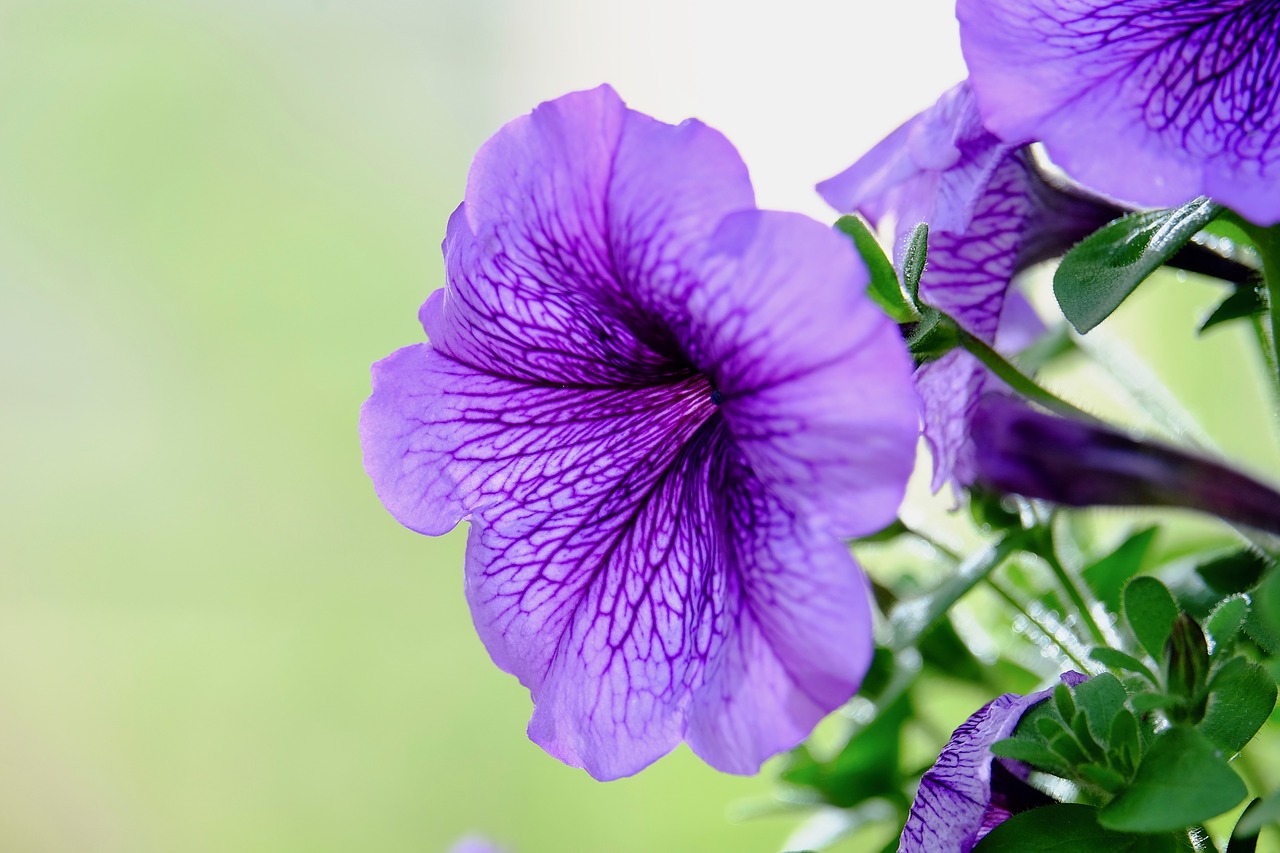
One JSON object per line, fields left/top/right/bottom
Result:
{"left": 685, "top": 504, "right": 873, "bottom": 774}
{"left": 958, "top": 0, "right": 1280, "bottom": 224}
{"left": 429, "top": 84, "right": 757, "bottom": 385}
{"left": 909, "top": 154, "right": 1034, "bottom": 492}
{"left": 898, "top": 672, "right": 1087, "bottom": 853}
{"left": 683, "top": 210, "right": 920, "bottom": 535}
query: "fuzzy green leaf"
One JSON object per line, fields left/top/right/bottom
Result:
{"left": 1099, "top": 726, "right": 1247, "bottom": 833}
{"left": 1054, "top": 197, "right": 1223, "bottom": 333}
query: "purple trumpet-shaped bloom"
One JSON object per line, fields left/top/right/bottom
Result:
{"left": 958, "top": 0, "right": 1280, "bottom": 226}
{"left": 898, "top": 672, "right": 1086, "bottom": 853}
{"left": 818, "top": 82, "right": 1111, "bottom": 492}
{"left": 972, "top": 395, "right": 1280, "bottom": 536}
{"left": 360, "top": 86, "right": 921, "bottom": 780}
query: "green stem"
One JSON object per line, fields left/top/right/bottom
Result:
{"left": 986, "top": 576, "right": 1093, "bottom": 673}
{"left": 1234, "top": 220, "right": 1280, "bottom": 423}
{"left": 1039, "top": 531, "right": 1110, "bottom": 648}
{"left": 954, "top": 326, "right": 1096, "bottom": 422}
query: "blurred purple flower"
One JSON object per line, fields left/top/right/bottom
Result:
{"left": 818, "top": 83, "right": 1110, "bottom": 492}
{"left": 898, "top": 672, "right": 1086, "bottom": 853}
{"left": 972, "top": 395, "right": 1280, "bottom": 535}
{"left": 958, "top": 0, "right": 1280, "bottom": 226}
{"left": 360, "top": 86, "right": 920, "bottom": 780}
{"left": 446, "top": 838, "right": 512, "bottom": 853}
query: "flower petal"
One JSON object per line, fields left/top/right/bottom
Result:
{"left": 683, "top": 210, "right": 920, "bottom": 535}
{"left": 958, "top": 0, "right": 1280, "bottom": 224}
{"left": 684, "top": 509, "right": 873, "bottom": 774}
{"left": 899, "top": 672, "right": 1086, "bottom": 853}
{"left": 429, "top": 84, "right": 757, "bottom": 385}
{"left": 466, "top": 415, "right": 870, "bottom": 779}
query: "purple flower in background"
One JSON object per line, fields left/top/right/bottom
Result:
{"left": 958, "top": 0, "right": 1280, "bottom": 226}
{"left": 898, "top": 672, "right": 1086, "bottom": 853}
{"left": 818, "top": 83, "right": 1110, "bottom": 492}
{"left": 972, "top": 395, "right": 1280, "bottom": 536}
{"left": 361, "top": 86, "right": 920, "bottom": 780}
{"left": 447, "top": 838, "right": 512, "bottom": 853}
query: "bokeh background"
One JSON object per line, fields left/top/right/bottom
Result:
{"left": 3, "top": 1, "right": 1276, "bottom": 851}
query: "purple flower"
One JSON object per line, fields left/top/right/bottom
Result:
{"left": 972, "top": 395, "right": 1280, "bottom": 536}
{"left": 957, "top": 0, "right": 1280, "bottom": 226}
{"left": 446, "top": 838, "right": 512, "bottom": 853}
{"left": 898, "top": 672, "right": 1086, "bottom": 853}
{"left": 817, "top": 83, "right": 1110, "bottom": 492}
{"left": 360, "top": 86, "right": 920, "bottom": 780}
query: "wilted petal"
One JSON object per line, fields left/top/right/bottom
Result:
{"left": 958, "top": 0, "right": 1280, "bottom": 225}
{"left": 899, "top": 672, "right": 1086, "bottom": 853}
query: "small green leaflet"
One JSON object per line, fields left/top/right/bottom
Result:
{"left": 834, "top": 215, "right": 917, "bottom": 323}
{"left": 1054, "top": 197, "right": 1224, "bottom": 333}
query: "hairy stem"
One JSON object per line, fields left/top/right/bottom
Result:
{"left": 955, "top": 326, "right": 1095, "bottom": 422}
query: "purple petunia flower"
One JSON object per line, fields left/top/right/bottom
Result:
{"left": 817, "top": 83, "right": 1111, "bottom": 492}
{"left": 957, "top": 0, "right": 1280, "bottom": 226}
{"left": 360, "top": 86, "right": 921, "bottom": 780}
{"left": 898, "top": 672, "right": 1086, "bottom": 853}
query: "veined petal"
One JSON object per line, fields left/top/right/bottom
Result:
{"left": 685, "top": 507, "right": 873, "bottom": 774}
{"left": 817, "top": 83, "right": 1015, "bottom": 237}
{"left": 899, "top": 672, "right": 1086, "bottom": 853}
{"left": 912, "top": 155, "right": 1034, "bottom": 492}
{"left": 683, "top": 211, "right": 920, "bottom": 535}
{"left": 362, "top": 87, "right": 920, "bottom": 780}
{"left": 463, "top": 412, "right": 872, "bottom": 780}
{"left": 429, "top": 84, "right": 757, "bottom": 384}
{"left": 959, "top": 0, "right": 1280, "bottom": 224}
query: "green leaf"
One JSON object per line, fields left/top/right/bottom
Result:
{"left": 1099, "top": 726, "right": 1247, "bottom": 833}
{"left": 1237, "top": 788, "right": 1280, "bottom": 837}
{"left": 1195, "top": 550, "right": 1268, "bottom": 595}
{"left": 1054, "top": 682, "right": 1077, "bottom": 724}
{"left": 1054, "top": 197, "right": 1224, "bottom": 333}
{"left": 1124, "top": 577, "right": 1179, "bottom": 661}
{"left": 1049, "top": 731, "right": 1091, "bottom": 765}
{"left": 1083, "top": 527, "right": 1158, "bottom": 612}
{"left": 1200, "top": 284, "right": 1266, "bottom": 333}
{"left": 900, "top": 222, "right": 928, "bottom": 307}
{"left": 1073, "top": 672, "right": 1128, "bottom": 745}
{"left": 1109, "top": 708, "right": 1141, "bottom": 773}
{"left": 835, "top": 215, "right": 918, "bottom": 323}
{"left": 990, "top": 737, "right": 1072, "bottom": 779}
{"left": 1078, "top": 763, "right": 1126, "bottom": 793}
{"left": 1198, "top": 656, "right": 1278, "bottom": 754}
{"left": 974, "top": 803, "right": 1177, "bottom": 852}
{"left": 1090, "top": 647, "right": 1159, "bottom": 685}
{"left": 1204, "top": 594, "right": 1250, "bottom": 656}
{"left": 1248, "top": 568, "right": 1280, "bottom": 655}
{"left": 1130, "top": 692, "right": 1180, "bottom": 714}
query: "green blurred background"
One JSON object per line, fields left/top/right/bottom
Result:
{"left": 2, "top": 1, "right": 1276, "bottom": 851}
